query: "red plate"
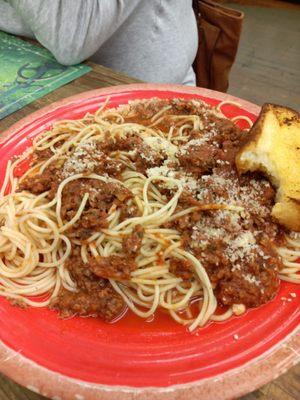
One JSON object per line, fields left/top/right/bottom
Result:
{"left": 0, "top": 84, "right": 299, "bottom": 400}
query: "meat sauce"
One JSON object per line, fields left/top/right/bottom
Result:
{"left": 21, "top": 99, "right": 285, "bottom": 322}
{"left": 50, "top": 253, "right": 125, "bottom": 321}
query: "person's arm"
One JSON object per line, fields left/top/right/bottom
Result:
{"left": 0, "top": 1, "right": 33, "bottom": 37}
{"left": 7, "top": 0, "right": 142, "bottom": 65}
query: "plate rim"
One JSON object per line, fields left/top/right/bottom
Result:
{"left": 0, "top": 83, "right": 299, "bottom": 400}
{"left": 0, "top": 326, "right": 299, "bottom": 400}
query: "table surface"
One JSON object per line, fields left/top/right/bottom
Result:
{"left": 0, "top": 62, "right": 298, "bottom": 400}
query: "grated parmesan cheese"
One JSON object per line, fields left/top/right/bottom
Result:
{"left": 146, "top": 165, "right": 175, "bottom": 178}
{"left": 143, "top": 136, "right": 178, "bottom": 158}
{"left": 225, "top": 232, "right": 259, "bottom": 263}
{"left": 62, "top": 141, "right": 103, "bottom": 178}
{"left": 146, "top": 164, "right": 200, "bottom": 194}
{"left": 140, "top": 151, "right": 155, "bottom": 163}
{"left": 179, "top": 133, "right": 217, "bottom": 155}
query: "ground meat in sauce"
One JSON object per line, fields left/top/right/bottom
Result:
{"left": 119, "top": 202, "right": 139, "bottom": 221}
{"left": 68, "top": 209, "right": 108, "bottom": 239}
{"left": 170, "top": 174, "right": 282, "bottom": 307}
{"left": 20, "top": 98, "right": 285, "bottom": 320}
{"left": 178, "top": 144, "right": 219, "bottom": 177}
{"left": 97, "top": 135, "right": 165, "bottom": 174}
{"left": 50, "top": 255, "right": 125, "bottom": 321}
{"left": 122, "top": 225, "right": 144, "bottom": 256}
{"left": 169, "top": 258, "right": 194, "bottom": 280}
{"left": 97, "top": 158, "right": 125, "bottom": 177}
{"left": 60, "top": 179, "right": 133, "bottom": 235}
{"left": 61, "top": 179, "right": 132, "bottom": 215}
{"left": 88, "top": 255, "right": 137, "bottom": 280}
{"left": 18, "top": 163, "right": 62, "bottom": 195}
{"left": 51, "top": 289, "right": 124, "bottom": 321}
{"left": 33, "top": 148, "right": 53, "bottom": 162}
{"left": 98, "top": 134, "right": 141, "bottom": 153}
{"left": 214, "top": 119, "right": 246, "bottom": 165}
{"left": 195, "top": 237, "right": 280, "bottom": 307}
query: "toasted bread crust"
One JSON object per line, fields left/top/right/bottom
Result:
{"left": 236, "top": 103, "right": 300, "bottom": 231}
{"left": 272, "top": 198, "right": 300, "bottom": 231}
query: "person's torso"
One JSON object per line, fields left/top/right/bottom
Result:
{"left": 91, "top": 0, "right": 198, "bottom": 84}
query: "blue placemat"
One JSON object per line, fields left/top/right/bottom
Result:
{"left": 0, "top": 31, "right": 91, "bottom": 119}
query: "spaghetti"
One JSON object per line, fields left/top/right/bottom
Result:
{"left": 0, "top": 98, "right": 298, "bottom": 331}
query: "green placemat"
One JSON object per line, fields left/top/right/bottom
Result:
{"left": 0, "top": 31, "right": 91, "bottom": 119}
